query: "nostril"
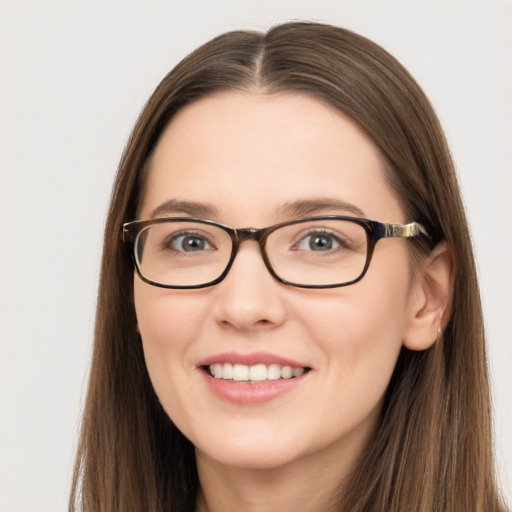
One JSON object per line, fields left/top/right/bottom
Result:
{"left": 219, "top": 317, "right": 272, "bottom": 330}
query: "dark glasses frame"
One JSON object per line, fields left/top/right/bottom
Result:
{"left": 122, "top": 216, "right": 430, "bottom": 289}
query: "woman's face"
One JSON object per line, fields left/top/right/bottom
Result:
{"left": 135, "top": 92, "right": 419, "bottom": 472}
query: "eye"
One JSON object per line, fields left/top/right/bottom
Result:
{"left": 167, "top": 231, "right": 214, "bottom": 252}
{"left": 293, "top": 231, "right": 346, "bottom": 252}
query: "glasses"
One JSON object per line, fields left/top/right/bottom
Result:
{"left": 122, "top": 216, "right": 429, "bottom": 289}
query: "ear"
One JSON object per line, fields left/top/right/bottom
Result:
{"left": 402, "top": 242, "right": 454, "bottom": 351}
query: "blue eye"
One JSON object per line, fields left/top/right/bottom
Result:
{"left": 168, "top": 232, "right": 213, "bottom": 252}
{"left": 295, "top": 231, "right": 345, "bottom": 252}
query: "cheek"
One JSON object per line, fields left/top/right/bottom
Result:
{"left": 298, "top": 265, "right": 411, "bottom": 395}
{"left": 304, "top": 299, "right": 402, "bottom": 385}
{"left": 134, "top": 277, "right": 212, "bottom": 345}
{"left": 133, "top": 280, "right": 211, "bottom": 400}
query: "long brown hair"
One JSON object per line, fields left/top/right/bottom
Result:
{"left": 69, "top": 22, "right": 506, "bottom": 511}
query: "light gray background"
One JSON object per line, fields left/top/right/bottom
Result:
{"left": 1, "top": 1, "right": 510, "bottom": 510}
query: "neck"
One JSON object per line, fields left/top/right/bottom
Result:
{"left": 194, "top": 441, "right": 362, "bottom": 512}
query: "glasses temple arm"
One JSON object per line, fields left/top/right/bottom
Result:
{"left": 382, "top": 221, "right": 430, "bottom": 239}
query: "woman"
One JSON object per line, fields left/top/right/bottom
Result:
{"left": 69, "top": 22, "right": 507, "bottom": 511}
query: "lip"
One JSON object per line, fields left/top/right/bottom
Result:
{"left": 197, "top": 351, "right": 309, "bottom": 368}
{"left": 197, "top": 352, "right": 312, "bottom": 405}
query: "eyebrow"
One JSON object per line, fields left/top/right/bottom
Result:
{"left": 277, "top": 198, "right": 366, "bottom": 218}
{"left": 150, "top": 199, "right": 219, "bottom": 219}
{"left": 150, "top": 197, "right": 366, "bottom": 221}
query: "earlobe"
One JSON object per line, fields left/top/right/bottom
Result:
{"left": 402, "top": 242, "right": 454, "bottom": 351}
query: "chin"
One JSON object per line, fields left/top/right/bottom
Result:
{"left": 196, "top": 443, "right": 305, "bottom": 471}
{"left": 189, "top": 423, "right": 306, "bottom": 470}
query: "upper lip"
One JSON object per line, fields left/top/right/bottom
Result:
{"left": 197, "top": 351, "right": 311, "bottom": 368}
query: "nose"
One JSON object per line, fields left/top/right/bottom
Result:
{"left": 211, "top": 241, "right": 287, "bottom": 332}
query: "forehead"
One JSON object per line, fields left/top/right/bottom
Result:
{"left": 139, "top": 92, "right": 404, "bottom": 224}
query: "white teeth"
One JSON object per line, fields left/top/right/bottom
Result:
{"left": 212, "top": 363, "right": 223, "bottom": 378}
{"left": 293, "top": 367, "right": 304, "bottom": 377}
{"left": 222, "top": 363, "right": 233, "bottom": 379}
{"left": 233, "top": 364, "right": 249, "bottom": 381}
{"left": 208, "top": 363, "right": 307, "bottom": 382}
{"left": 249, "top": 364, "right": 267, "bottom": 382}
{"left": 267, "top": 364, "right": 281, "bottom": 380}
{"left": 281, "top": 366, "right": 293, "bottom": 379}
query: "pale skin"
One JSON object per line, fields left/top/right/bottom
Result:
{"left": 134, "top": 92, "right": 453, "bottom": 512}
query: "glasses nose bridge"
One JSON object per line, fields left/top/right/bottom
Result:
{"left": 226, "top": 226, "right": 276, "bottom": 283}
{"left": 231, "top": 227, "right": 269, "bottom": 265}
{"left": 234, "top": 226, "right": 266, "bottom": 244}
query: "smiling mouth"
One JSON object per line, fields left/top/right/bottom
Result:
{"left": 204, "top": 363, "right": 311, "bottom": 383}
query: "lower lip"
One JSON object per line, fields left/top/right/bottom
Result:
{"left": 201, "top": 370, "right": 308, "bottom": 405}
